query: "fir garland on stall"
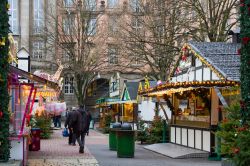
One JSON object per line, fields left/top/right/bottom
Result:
{"left": 231, "top": 0, "right": 250, "bottom": 165}
{"left": 0, "top": 1, "right": 10, "bottom": 162}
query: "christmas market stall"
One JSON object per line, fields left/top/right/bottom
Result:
{"left": 139, "top": 41, "right": 241, "bottom": 154}
{"left": 119, "top": 82, "right": 139, "bottom": 128}
{"left": 96, "top": 97, "right": 120, "bottom": 129}
{"left": 8, "top": 65, "right": 60, "bottom": 165}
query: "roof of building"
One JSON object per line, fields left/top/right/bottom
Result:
{"left": 124, "top": 82, "right": 139, "bottom": 100}
{"left": 188, "top": 41, "right": 241, "bottom": 81}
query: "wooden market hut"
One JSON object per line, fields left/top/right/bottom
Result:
{"left": 139, "top": 41, "right": 241, "bottom": 154}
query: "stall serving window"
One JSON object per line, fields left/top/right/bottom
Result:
{"left": 173, "top": 88, "right": 211, "bottom": 128}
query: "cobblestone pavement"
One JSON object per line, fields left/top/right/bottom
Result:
{"left": 28, "top": 129, "right": 99, "bottom": 166}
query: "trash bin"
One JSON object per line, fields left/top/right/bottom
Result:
{"left": 116, "top": 123, "right": 135, "bottom": 158}
{"left": 29, "top": 128, "right": 41, "bottom": 151}
{"left": 109, "top": 122, "right": 121, "bottom": 150}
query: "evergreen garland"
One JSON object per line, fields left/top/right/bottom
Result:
{"left": 0, "top": 0, "right": 10, "bottom": 162}
{"left": 240, "top": 0, "right": 250, "bottom": 124}
{"left": 230, "top": 0, "right": 250, "bottom": 165}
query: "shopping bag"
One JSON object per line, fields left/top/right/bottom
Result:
{"left": 62, "top": 128, "right": 69, "bottom": 137}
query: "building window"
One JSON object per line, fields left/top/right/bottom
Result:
{"left": 132, "top": 16, "right": 142, "bottom": 34}
{"left": 8, "top": 0, "right": 19, "bottom": 34}
{"left": 107, "top": 0, "right": 118, "bottom": 8}
{"left": 63, "top": 15, "right": 74, "bottom": 35}
{"left": 32, "top": 41, "right": 44, "bottom": 59}
{"left": 156, "top": 25, "right": 164, "bottom": 38}
{"left": 33, "top": 0, "right": 44, "bottom": 34}
{"left": 64, "top": 77, "right": 74, "bottom": 94}
{"left": 85, "top": 0, "right": 96, "bottom": 11}
{"left": 108, "top": 16, "right": 118, "bottom": 35}
{"left": 87, "top": 18, "right": 97, "bottom": 36}
{"left": 64, "top": 0, "right": 74, "bottom": 7}
{"left": 130, "top": 0, "right": 142, "bottom": 13}
{"left": 62, "top": 50, "right": 70, "bottom": 62}
{"left": 108, "top": 46, "right": 118, "bottom": 64}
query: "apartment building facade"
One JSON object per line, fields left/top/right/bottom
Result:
{"left": 8, "top": 0, "right": 56, "bottom": 73}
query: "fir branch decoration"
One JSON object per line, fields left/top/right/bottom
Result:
{"left": 0, "top": 0, "right": 10, "bottom": 162}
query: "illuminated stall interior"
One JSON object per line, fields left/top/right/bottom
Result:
{"left": 96, "top": 97, "right": 120, "bottom": 128}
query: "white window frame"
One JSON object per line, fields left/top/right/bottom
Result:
{"left": 32, "top": 41, "right": 44, "bottom": 59}
{"left": 62, "top": 50, "right": 70, "bottom": 62}
{"left": 64, "top": 0, "right": 74, "bottom": 7}
{"left": 8, "top": 0, "right": 19, "bottom": 34}
{"left": 132, "top": 16, "right": 142, "bottom": 34}
{"left": 108, "top": 46, "right": 118, "bottom": 64}
{"left": 107, "top": 0, "right": 118, "bottom": 8}
{"left": 85, "top": 0, "right": 96, "bottom": 11}
{"left": 130, "top": 0, "right": 142, "bottom": 13}
{"left": 87, "top": 18, "right": 97, "bottom": 36}
{"left": 108, "top": 16, "right": 118, "bottom": 35}
{"left": 64, "top": 77, "right": 74, "bottom": 94}
{"left": 33, "top": 0, "right": 44, "bottom": 34}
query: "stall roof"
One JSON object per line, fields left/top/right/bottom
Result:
{"left": 122, "top": 82, "right": 139, "bottom": 101}
{"left": 172, "top": 41, "right": 241, "bottom": 81}
{"left": 139, "top": 80, "right": 239, "bottom": 97}
{"left": 10, "top": 65, "right": 59, "bottom": 90}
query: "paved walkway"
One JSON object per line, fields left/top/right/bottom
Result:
{"left": 28, "top": 129, "right": 99, "bottom": 166}
{"left": 27, "top": 128, "right": 221, "bottom": 166}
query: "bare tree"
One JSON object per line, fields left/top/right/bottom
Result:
{"left": 44, "top": 0, "right": 108, "bottom": 106}
{"left": 116, "top": 0, "right": 190, "bottom": 81}
{"left": 183, "top": 0, "right": 239, "bottom": 42}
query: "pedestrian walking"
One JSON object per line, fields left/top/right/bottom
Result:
{"left": 86, "top": 110, "right": 92, "bottom": 136}
{"left": 64, "top": 107, "right": 76, "bottom": 145}
{"left": 71, "top": 106, "right": 88, "bottom": 153}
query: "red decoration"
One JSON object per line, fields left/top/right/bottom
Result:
{"left": 237, "top": 127, "right": 247, "bottom": 132}
{"left": 182, "top": 46, "right": 188, "bottom": 51}
{"left": 0, "top": 111, "right": 3, "bottom": 118}
{"left": 240, "top": 3, "right": 245, "bottom": 7}
{"left": 240, "top": 0, "right": 244, "bottom": 2}
{"left": 182, "top": 55, "right": 187, "bottom": 61}
{"left": 176, "top": 67, "right": 180, "bottom": 74}
{"left": 240, "top": 100, "right": 246, "bottom": 108}
{"left": 242, "top": 37, "right": 250, "bottom": 44}
{"left": 233, "top": 147, "right": 240, "bottom": 154}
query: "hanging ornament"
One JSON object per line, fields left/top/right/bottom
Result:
{"left": 176, "top": 67, "right": 180, "bottom": 74}
{"left": 240, "top": 3, "right": 245, "bottom": 7}
{"left": 233, "top": 147, "right": 240, "bottom": 154}
{"left": 242, "top": 37, "right": 250, "bottom": 44}
{"left": 0, "top": 37, "right": 6, "bottom": 46}
{"left": 182, "top": 55, "right": 187, "bottom": 61}
{"left": 0, "top": 111, "right": 3, "bottom": 118}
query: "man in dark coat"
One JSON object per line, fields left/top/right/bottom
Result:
{"left": 72, "top": 106, "right": 88, "bottom": 153}
{"left": 64, "top": 108, "right": 76, "bottom": 145}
